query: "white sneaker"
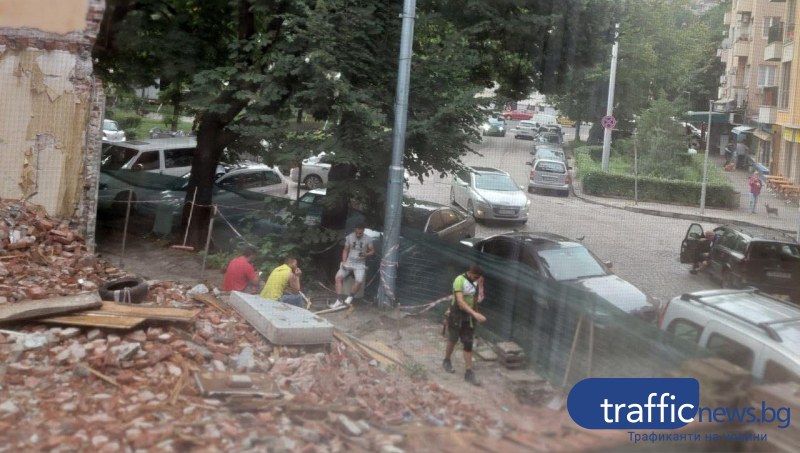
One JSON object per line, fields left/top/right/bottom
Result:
{"left": 344, "top": 296, "right": 353, "bottom": 305}
{"left": 329, "top": 300, "right": 345, "bottom": 310}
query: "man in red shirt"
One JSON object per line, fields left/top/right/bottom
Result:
{"left": 222, "top": 247, "right": 260, "bottom": 293}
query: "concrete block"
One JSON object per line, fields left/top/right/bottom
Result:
{"left": 229, "top": 292, "right": 333, "bottom": 345}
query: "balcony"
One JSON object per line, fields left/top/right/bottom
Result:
{"left": 734, "top": 88, "right": 748, "bottom": 108}
{"left": 724, "top": 12, "right": 731, "bottom": 25}
{"left": 765, "top": 41, "right": 782, "bottom": 61}
{"left": 784, "top": 42, "right": 794, "bottom": 62}
{"left": 759, "top": 106, "right": 778, "bottom": 124}
{"left": 736, "top": 0, "right": 752, "bottom": 12}
{"left": 733, "top": 40, "right": 750, "bottom": 57}
{"left": 787, "top": 23, "right": 795, "bottom": 42}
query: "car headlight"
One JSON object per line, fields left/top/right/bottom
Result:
{"left": 482, "top": 124, "right": 490, "bottom": 131}
{"left": 498, "top": 126, "right": 504, "bottom": 131}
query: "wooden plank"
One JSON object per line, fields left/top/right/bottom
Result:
{"left": 40, "top": 313, "right": 145, "bottom": 329}
{"left": 361, "top": 340, "right": 404, "bottom": 364}
{"left": 0, "top": 292, "right": 102, "bottom": 323}
{"left": 96, "top": 301, "right": 200, "bottom": 322}
{"left": 190, "top": 293, "right": 228, "bottom": 313}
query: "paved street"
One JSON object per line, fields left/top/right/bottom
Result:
{"left": 405, "top": 122, "right": 717, "bottom": 305}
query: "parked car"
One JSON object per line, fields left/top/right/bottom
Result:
{"left": 102, "top": 119, "right": 126, "bottom": 142}
{"left": 532, "top": 147, "right": 567, "bottom": 166}
{"left": 450, "top": 166, "right": 529, "bottom": 224}
{"left": 290, "top": 151, "right": 410, "bottom": 189}
{"left": 528, "top": 158, "right": 571, "bottom": 196}
{"left": 513, "top": 120, "right": 538, "bottom": 140}
{"left": 679, "top": 223, "right": 800, "bottom": 301}
{"left": 535, "top": 132, "right": 563, "bottom": 146}
{"left": 503, "top": 110, "right": 535, "bottom": 121}
{"left": 557, "top": 116, "right": 576, "bottom": 127}
{"left": 660, "top": 288, "right": 800, "bottom": 382}
{"left": 100, "top": 137, "right": 197, "bottom": 176}
{"left": 462, "top": 232, "right": 659, "bottom": 323}
{"left": 98, "top": 162, "right": 288, "bottom": 219}
{"left": 290, "top": 151, "right": 333, "bottom": 189}
{"left": 481, "top": 118, "right": 506, "bottom": 137}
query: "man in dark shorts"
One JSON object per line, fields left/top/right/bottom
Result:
{"left": 690, "top": 231, "right": 717, "bottom": 275}
{"left": 443, "top": 264, "right": 486, "bottom": 385}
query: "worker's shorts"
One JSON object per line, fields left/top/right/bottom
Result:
{"left": 336, "top": 264, "right": 365, "bottom": 283}
{"left": 447, "top": 315, "right": 475, "bottom": 352}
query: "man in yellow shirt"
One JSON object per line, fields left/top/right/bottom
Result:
{"left": 260, "top": 257, "right": 304, "bottom": 307}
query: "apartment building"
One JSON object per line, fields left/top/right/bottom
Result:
{"left": 718, "top": 0, "right": 784, "bottom": 173}
{"left": 772, "top": 0, "right": 800, "bottom": 182}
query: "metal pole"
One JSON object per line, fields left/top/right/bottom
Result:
{"left": 633, "top": 134, "right": 639, "bottom": 205}
{"left": 379, "top": 0, "right": 416, "bottom": 307}
{"left": 201, "top": 206, "right": 216, "bottom": 279}
{"left": 796, "top": 205, "right": 800, "bottom": 243}
{"left": 119, "top": 191, "right": 133, "bottom": 268}
{"left": 700, "top": 100, "right": 712, "bottom": 214}
{"left": 601, "top": 23, "right": 620, "bottom": 172}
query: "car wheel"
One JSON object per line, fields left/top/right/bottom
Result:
{"left": 304, "top": 174, "right": 324, "bottom": 190}
{"left": 721, "top": 270, "right": 738, "bottom": 289}
{"left": 450, "top": 187, "right": 457, "bottom": 206}
{"left": 98, "top": 277, "right": 149, "bottom": 303}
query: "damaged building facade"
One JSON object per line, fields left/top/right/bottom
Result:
{"left": 0, "top": 0, "right": 106, "bottom": 250}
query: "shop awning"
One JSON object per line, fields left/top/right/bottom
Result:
{"left": 753, "top": 130, "right": 772, "bottom": 141}
{"left": 684, "top": 111, "right": 729, "bottom": 123}
{"left": 731, "top": 126, "right": 755, "bottom": 135}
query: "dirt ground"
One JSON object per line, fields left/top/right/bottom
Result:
{"left": 94, "top": 223, "right": 627, "bottom": 451}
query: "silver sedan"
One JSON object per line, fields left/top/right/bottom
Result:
{"left": 450, "top": 166, "right": 530, "bottom": 224}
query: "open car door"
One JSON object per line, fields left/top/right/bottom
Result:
{"left": 679, "top": 223, "right": 705, "bottom": 264}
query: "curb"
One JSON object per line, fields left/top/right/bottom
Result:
{"left": 571, "top": 186, "right": 796, "bottom": 237}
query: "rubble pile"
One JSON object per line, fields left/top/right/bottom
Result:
{"left": 0, "top": 199, "right": 125, "bottom": 303}
{"left": 0, "top": 200, "right": 498, "bottom": 452}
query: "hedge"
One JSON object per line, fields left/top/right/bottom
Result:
{"left": 573, "top": 146, "right": 739, "bottom": 208}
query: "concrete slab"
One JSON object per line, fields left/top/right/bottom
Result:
{"left": 229, "top": 292, "right": 333, "bottom": 345}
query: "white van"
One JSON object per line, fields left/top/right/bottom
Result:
{"left": 660, "top": 289, "right": 800, "bottom": 383}
{"left": 101, "top": 137, "right": 197, "bottom": 176}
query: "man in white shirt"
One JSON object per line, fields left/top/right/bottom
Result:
{"left": 332, "top": 224, "right": 374, "bottom": 308}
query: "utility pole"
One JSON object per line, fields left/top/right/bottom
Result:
{"left": 379, "top": 0, "right": 416, "bottom": 307}
{"left": 601, "top": 23, "right": 620, "bottom": 172}
{"left": 700, "top": 100, "right": 712, "bottom": 214}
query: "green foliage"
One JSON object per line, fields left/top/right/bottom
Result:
{"left": 574, "top": 146, "right": 737, "bottom": 207}
{"left": 551, "top": 0, "right": 725, "bottom": 131}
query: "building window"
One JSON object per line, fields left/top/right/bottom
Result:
{"left": 763, "top": 17, "right": 780, "bottom": 39}
{"left": 758, "top": 65, "right": 777, "bottom": 87}
{"left": 780, "top": 62, "right": 791, "bottom": 109}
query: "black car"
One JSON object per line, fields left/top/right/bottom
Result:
{"left": 462, "top": 232, "right": 658, "bottom": 323}
{"left": 680, "top": 223, "right": 800, "bottom": 300}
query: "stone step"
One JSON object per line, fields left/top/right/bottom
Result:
{"left": 228, "top": 292, "right": 333, "bottom": 345}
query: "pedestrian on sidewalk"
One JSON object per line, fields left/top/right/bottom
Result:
{"left": 222, "top": 246, "right": 260, "bottom": 293}
{"left": 748, "top": 171, "right": 763, "bottom": 214}
{"left": 260, "top": 256, "right": 304, "bottom": 307}
{"left": 443, "top": 264, "right": 486, "bottom": 386}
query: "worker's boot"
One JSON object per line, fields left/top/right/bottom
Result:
{"left": 465, "top": 369, "right": 481, "bottom": 386}
{"left": 442, "top": 358, "right": 455, "bottom": 373}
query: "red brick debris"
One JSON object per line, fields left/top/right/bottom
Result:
{"left": 0, "top": 199, "right": 511, "bottom": 452}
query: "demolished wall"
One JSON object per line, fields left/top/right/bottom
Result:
{"left": 0, "top": 0, "right": 105, "bottom": 251}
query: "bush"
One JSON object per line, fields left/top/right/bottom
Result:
{"left": 574, "top": 146, "right": 738, "bottom": 208}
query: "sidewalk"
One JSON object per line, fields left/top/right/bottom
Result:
{"left": 572, "top": 154, "right": 800, "bottom": 239}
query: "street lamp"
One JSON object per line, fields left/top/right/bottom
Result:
{"left": 699, "top": 100, "right": 712, "bottom": 214}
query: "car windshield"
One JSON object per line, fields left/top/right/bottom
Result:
{"left": 101, "top": 146, "right": 138, "bottom": 170}
{"left": 519, "top": 121, "right": 535, "bottom": 128}
{"left": 537, "top": 246, "right": 608, "bottom": 281}
{"left": 474, "top": 173, "right": 518, "bottom": 191}
{"left": 103, "top": 120, "right": 120, "bottom": 131}
{"left": 487, "top": 118, "right": 503, "bottom": 126}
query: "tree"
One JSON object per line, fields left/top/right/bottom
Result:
{"left": 95, "top": 0, "right": 619, "bottom": 247}
{"left": 550, "top": 0, "right": 725, "bottom": 142}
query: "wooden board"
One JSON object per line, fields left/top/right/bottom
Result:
{"left": 0, "top": 292, "right": 102, "bottom": 323}
{"left": 94, "top": 301, "right": 200, "bottom": 322}
{"left": 40, "top": 313, "right": 145, "bottom": 329}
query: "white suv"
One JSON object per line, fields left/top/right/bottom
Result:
{"left": 660, "top": 288, "right": 800, "bottom": 383}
